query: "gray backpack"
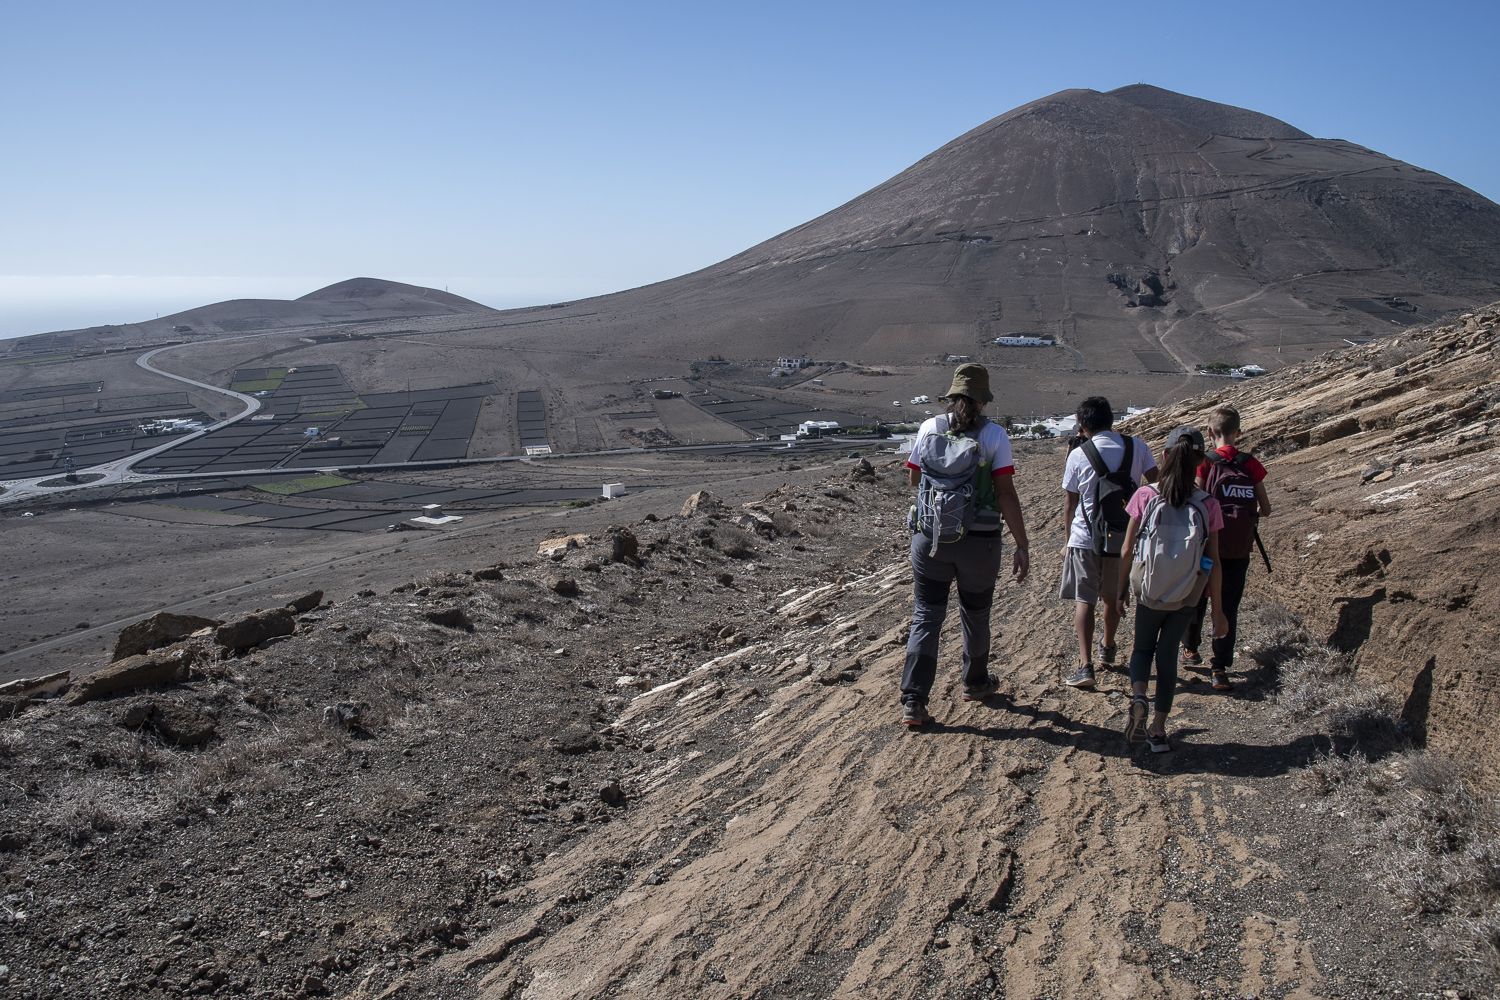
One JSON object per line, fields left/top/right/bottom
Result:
{"left": 1129, "top": 489, "right": 1212, "bottom": 611}
{"left": 910, "top": 417, "right": 997, "bottom": 557}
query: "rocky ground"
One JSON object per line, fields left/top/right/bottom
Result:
{"left": 1, "top": 311, "right": 1497, "bottom": 999}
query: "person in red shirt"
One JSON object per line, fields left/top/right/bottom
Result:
{"left": 1182, "top": 406, "right": 1272, "bottom": 690}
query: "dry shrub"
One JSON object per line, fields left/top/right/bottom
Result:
{"left": 711, "top": 524, "right": 757, "bottom": 559}
{"left": 42, "top": 774, "right": 157, "bottom": 845}
{"left": 85, "top": 729, "right": 172, "bottom": 774}
{"left": 0, "top": 726, "right": 26, "bottom": 760}
{"left": 1241, "top": 602, "right": 1317, "bottom": 672}
{"left": 1302, "top": 749, "right": 1500, "bottom": 975}
{"left": 1275, "top": 647, "right": 1400, "bottom": 740}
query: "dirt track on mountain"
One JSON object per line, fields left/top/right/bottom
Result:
{"left": 370, "top": 460, "right": 1469, "bottom": 1000}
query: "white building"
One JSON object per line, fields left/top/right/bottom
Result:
{"left": 797, "top": 420, "right": 840, "bottom": 437}
{"left": 992, "top": 335, "right": 1054, "bottom": 347}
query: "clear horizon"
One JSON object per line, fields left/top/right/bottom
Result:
{"left": 4, "top": 0, "right": 1498, "bottom": 340}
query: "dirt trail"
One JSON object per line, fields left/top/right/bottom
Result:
{"left": 373, "top": 469, "right": 1455, "bottom": 999}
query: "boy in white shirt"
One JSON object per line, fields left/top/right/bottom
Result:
{"left": 1058, "top": 396, "right": 1157, "bottom": 689}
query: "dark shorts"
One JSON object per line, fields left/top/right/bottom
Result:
{"left": 1058, "top": 546, "right": 1124, "bottom": 605}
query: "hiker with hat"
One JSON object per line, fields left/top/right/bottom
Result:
{"left": 1058, "top": 396, "right": 1158, "bottom": 689}
{"left": 1116, "top": 425, "right": 1229, "bottom": 753}
{"left": 899, "top": 363, "right": 1030, "bottom": 729}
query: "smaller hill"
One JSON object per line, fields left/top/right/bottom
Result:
{"left": 4, "top": 278, "right": 496, "bottom": 354}
{"left": 296, "top": 277, "right": 490, "bottom": 312}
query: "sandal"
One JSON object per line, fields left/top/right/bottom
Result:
{"left": 1181, "top": 647, "right": 1203, "bottom": 667}
{"left": 1211, "top": 671, "right": 1233, "bottom": 692}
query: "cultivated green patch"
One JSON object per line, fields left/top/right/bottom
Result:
{"left": 251, "top": 474, "right": 354, "bottom": 495}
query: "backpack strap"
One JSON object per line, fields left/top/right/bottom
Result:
{"left": 1078, "top": 437, "right": 1110, "bottom": 478}
{"left": 1119, "top": 435, "right": 1134, "bottom": 479}
{"left": 1207, "top": 450, "right": 1253, "bottom": 469}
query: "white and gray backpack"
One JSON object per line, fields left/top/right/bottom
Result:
{"left": 909, "top": 417, "right": 994, "bottom": 557}
{"left": 1129, "top": 488, "right": 1212, "bottom": 610}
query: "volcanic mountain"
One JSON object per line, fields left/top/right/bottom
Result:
{"left": 511, "top": 84, "right": 1500, "bottom": 372}
{"left": 7, "top": 277, "right": 495, "bottom": 352}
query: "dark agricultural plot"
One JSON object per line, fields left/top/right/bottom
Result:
{"left": 517, "top": 389, "right": 549, "bottom": 449}
{"left": 0, "top": 414, "right": 205, "bottom": 478}
{"left": 688, "top": 382, "right": 866, "bottom": 438}
{"left": 147, "top": 475, "right": 601, "bottom": 531}
{"left": 1133, "top": 350, "right": 1180, "bottom": 374}
{"left": 134, "top": 366, "right": 500, "bottom": 473}
{"left": 0, "top": 380, "right": 102, "bottom": 404}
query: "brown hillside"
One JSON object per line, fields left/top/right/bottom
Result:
{"left": 4, "top": 278, "right": 495, "bottom": 353}
{"left": 499, "top": 85, "right": 1500, "bottom": 372}
{"left": 1128, "top": 303, "right": 1500, "bottom": 773}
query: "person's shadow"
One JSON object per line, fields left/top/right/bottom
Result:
{"left": 924, "top": 696, "right": 1333, "bottom": 778}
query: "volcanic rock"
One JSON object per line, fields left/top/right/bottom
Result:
{"left": 113, "top": 612, "right": 221, "bottom": 661}
{"left": 65, "top": 647, "right": 199, "bottom": 704}
{"left": 680, "top": 491, "right": 725, "bottom": 518}
{"left": 214, "top": 608, "right": 296, "bottom": 655}
{"left": 0, "top": 670, "right": 71, "bottom": 707}
{"left": 285, "top": 591, "right": 324, "bottom": 614}
{"left": 117, "top": 698, "right": 218, "bottom": 748}
{"left": 539, "top": 534, "right": 588, "bottom": 560}
{"left": 603, "top": 527, "right": 639, "bottom": 564}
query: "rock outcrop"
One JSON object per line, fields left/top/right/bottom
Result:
{"left": 65, "top": 646, "right": 199, "bottom": 704}
{"left": 1129, "top": 303, "right": 1500, "bottom": 773}
{"left": 112, "top": 612, "right": 220, "bottom": 661}
{"left": 214, "top": 608, "right": 296, "bottom": 655}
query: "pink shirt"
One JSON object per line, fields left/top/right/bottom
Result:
{"left": 1125, "top": 484, "right": 1224, "bottom": 533}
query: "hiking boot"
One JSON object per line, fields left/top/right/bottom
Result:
{"left": 1064, "top": 664, "right": 1096, "bottom": 689}
{"left": 1124, "top": 695, "right": 1149, "bottom": 744}
{"left": 1211, "top": 671, "right": 1234, "bottom": 692}
{"left": 962, "top": 678, "right": 999, "bottom": 702}
{"left": 1097, "top": 642, "right": 1117, "bottom": 668}
{"left": 1181, "top": 646, "right": 1203, "bottom": 667}
{"left": 901, "top": 701, "right": 934, "bottom": 728}
{"left": 1147, "top": 731, "right": 1173, "bottom": 754}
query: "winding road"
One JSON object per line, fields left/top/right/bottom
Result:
{"left": 0, "top": 340, "right": 879, "bottom": 508}
{"left": 0, "top": 344, "right": 264, "bottom": 506}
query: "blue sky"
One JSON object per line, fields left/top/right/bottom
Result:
{"left": 3, "top": 0, "right": 1497, "bottom": 337}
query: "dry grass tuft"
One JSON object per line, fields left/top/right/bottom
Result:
{"left": 42, "top": 774, "right": 156, "bottom": 844}
{"left": 1274, "top": 647, "right": 1400, "bottom": 741}
{"left": 1301, "top": 749, "right": 1500, "bottom": 975}
{"left": 0, "top": 726, "right": 26, "bottom": 760}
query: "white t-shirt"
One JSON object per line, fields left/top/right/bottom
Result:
{"left": 1061, "top": 430, "right": 1156, "bottom": 550}
{"left": 906, "top": 415, "right": 1015, "bottom": 489}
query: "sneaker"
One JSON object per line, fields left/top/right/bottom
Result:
{"left": 1064, "top": 664, "right": 1096, "bottom": 689}
{"left": 901, "top": 701, "right": 934, "bottom": 728}
{"left": 1211, "top": 671, "right": 1234, "bottom": 692}
{"left": 962, "top": 678, "right": 999, "bottom": 702}
{"left": 1097, "top": 643, "right": 1117, "bottom": 668}
{"left": 1124, "top": 696, "right": 1149, "bottom": 744}
{"left": 1147, "top": 731, "right": 1173, "bottom": 754}
{"left": 1181, "top": 647, "right": 1203, "bottom": 667}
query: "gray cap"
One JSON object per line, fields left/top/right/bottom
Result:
{"left": 1165, "top": 425, "right": 1205, "bottom": 451}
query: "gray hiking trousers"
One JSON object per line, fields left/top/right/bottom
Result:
{"left": 900, "top": 531, "right": 1003, "bottom": 705}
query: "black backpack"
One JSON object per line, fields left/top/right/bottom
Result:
{"left": 1079, "top": 435, "right": 1136, "bottom": 557}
